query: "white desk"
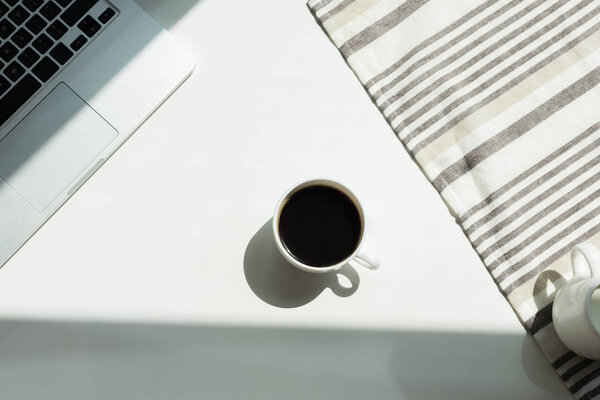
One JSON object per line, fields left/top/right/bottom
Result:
{"left": 0, "top": 0, "right": 571, "bottom": 398}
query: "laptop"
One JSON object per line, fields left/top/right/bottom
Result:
{"left": 0, "top": 0, "right": 194, "bottom": 267}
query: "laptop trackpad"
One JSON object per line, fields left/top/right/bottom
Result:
{"left": 0, "top": 83, "right": 118, "bottom": 212}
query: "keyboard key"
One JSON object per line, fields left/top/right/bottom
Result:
{"left": 4, "top": 0, "right": 18, "bottom": 6}
{"left": 60, "top": 0, "right": 98, "bottom": 26}
{"left": 32, "top": 32, "right": 52, "bottom": 53}
{"left": 25, "top": 14, "right": 47, "bottom": 34}
{"left": 0, "top": 74, "right": 41, "bottom": 126}
{"left": 46, "top": 19, "right": 66, "bottom": 39}
{"left": 0, "top": 3, "right": 8, "bottom": 19}
{"left": 4, "top": 60, "right": 24, "bottom": 81}
{"left": 40, "top": 1, "right": 60, "bottom": 20}
{"left": 17, "top": 46, "right": 39, "bottom": 67}
{"left": 0, "top": 41, "right": 17, "bottom": 61}
{"left": 8, "top": 5, "right": 30, "bottom": 25}
{"left": 56, "top": 0, "right": 73, "bottom": 6}
{"left": 77, "top": 15, "right": 99, "bottom": 37}
{"left": 69, "top": 33, "right": 86, "bottom": 51}
{"left": 11, "top": 27, "right": 33, "bottom": 48}
{"left": 32, "top": 55, "right": 57, "bottom": 81}
{"left": 0, "top": 75, "right": 9, "bottom": 96}
{"left": 98, "top": 7, "right": 115, "bottom": 24}
{"left": 23, "top": 0, "right": 44, "bottom": 12}
{"left": 49, "top": 42, "right": 71, "bottom": 64}
{"left": 0, "top": 18, "right": 15, "bottom": 39}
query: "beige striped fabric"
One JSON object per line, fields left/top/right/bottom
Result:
{"left": 308, "top": 0, "right": 600, "bottom": 397}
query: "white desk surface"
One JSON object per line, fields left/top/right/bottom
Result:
{"left": 0, "top": 0, "right": 571, "bottom": 399}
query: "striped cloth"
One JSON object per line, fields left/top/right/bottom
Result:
{"left": 307, "top": 0, "right": 600, "bottom": 398}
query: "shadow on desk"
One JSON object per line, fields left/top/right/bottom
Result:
{"left": 244, "top": 219, "right": 360, "bottom": 308}
{"left": 0, "top": 320, "right": 569, "bottom": 399}
{"left": 135, "top": 0, "right": 203, "bottom": 29}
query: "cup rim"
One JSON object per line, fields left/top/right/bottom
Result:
{"left": 272, "top": 178, "right": 365, "bottom": 273}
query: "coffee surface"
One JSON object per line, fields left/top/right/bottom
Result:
{"left": 278, "top": 185, "right": 362, "bottom": 267}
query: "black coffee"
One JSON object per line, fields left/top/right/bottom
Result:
{"left": 278, "top": 185, "right": 362, "bottom": 267}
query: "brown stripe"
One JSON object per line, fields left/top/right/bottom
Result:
{"left": 504, "top": 223, "right": 600, "bottom": 295}
{"left": 483, "top": 184, "right": 600, "bottom": 269}
{"left": 523, "top": 302, "right": 553, "bottom": 334}
{"left": 471, "top": 156, "right": 600, "bottom": 249}
{"left": 465, "top": 128, "right": 600, "bottom": 241}
{"left": 365, "top": 0, "right": 502, "bottom": 89}
{"left": 581, "top": 384, "right": 600, "bottom": 400}
{"left": 553, "top": 351, "right": 578, "bottom": 369}
{"left": 310, "top": 0, "right": 337, "bottom": 12}
{"left": 458, "top": 123, "right": 600, "bottom": 225}
{"left": 467, "top": 136, "right": 600, "bottom": 238}
{"left": 407, "top": 21, "right": 600, "bottom": 153}
{"left": 570, "top": 366, "right": 600, "bottom": 394}
{"left": 339, "top": 0, "right": 432, "bottom": 58}
{"left": 367, "top": 0, "right": 510, "bottom": 92}
{"left": 399, "top": 2, "right": 598, "bottom": 130}
{"left": 378, "top": 0, "right": 554, "bottom": 113}
{"left": 496, "top": 204, "right": 600, "bottom": 283}
{"left": 431, "top": 65, "right": 600, "bottom": 192}
{"left": 563, "top": 359, "right": 596, "bottom": 381}
{"left": 389, "top": 0, "right": 588, "bottom": 129}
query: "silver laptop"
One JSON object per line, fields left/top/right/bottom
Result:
{"left": 0, "top": 0, "right": 194, "bottom": 267}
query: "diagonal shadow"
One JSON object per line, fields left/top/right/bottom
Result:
{"left": 0, "top": 319, "right": 570, "bottom": 400}
{"left": 134, "top": 0, "right": 202, "bottom": 28}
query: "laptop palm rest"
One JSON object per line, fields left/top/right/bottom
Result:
{"left": 0, "top": 83, "right": 118, "bottom": 212}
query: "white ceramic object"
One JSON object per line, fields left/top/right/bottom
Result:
{"left": 273, "top": 178, "right": 380, "bottom": 274}
{"left": 553, "top": 243, "right": 600, "bottom": 360}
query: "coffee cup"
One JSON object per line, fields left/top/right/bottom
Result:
{"left": 553, "top": 243, "right": 600, "bottom": 359}
{"left": 273, "top": 179, "right": 380, "bottom": 274}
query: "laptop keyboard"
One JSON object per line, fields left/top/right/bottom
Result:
{"left": 0, "top": 0, "right": 116, "bottom": 127}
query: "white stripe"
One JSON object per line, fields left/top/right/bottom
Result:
{"left": 499, "top": 214, "right": 600, "bottom": 288}
{"left": 378, "top": 0, "right": 545, "bottom": 120}
{"left": 400, "top": 7, "right": 600, "bottom": 136}
{"left": 459, "top": 125, "right": 600, "bottom": 232}
{"left": 366, "top": 0, "right": 514, "bottom": 94}
{"left": 416, "top": 26, "right": 600, "bottom": 181}
{"left": 480, "top": 163, "right": 600, "bottom": 269}
{"left": 329, "top": 0, "right": 410, "bottom": 39}
{"left": 556, "top": 355, "right": 584, "bottom": 377}
{"left": 469, "top": 142, "right": 600, "bottom": 252}
{"left": 573, "top": 375, "right": 600, "bottom": 399}
{"left": 471, "top": 146, "right": 600, "bottom": 249}
{"left": 418, "top": 29, "right": 600, "bottom": 182}
{"left": 482, "top": 175, "right": 600, "bottom": 269}
{"left": 565, "top": 363, "right": 598, "bottom": 388}
{"left": 487, "top": 180, "right": 600, "bottom": 277}
{"left": 394, "top": 1, "right": 596, "bottom": 138}
{"left": 437, "top": 78, "right": 600, "bottom": 216}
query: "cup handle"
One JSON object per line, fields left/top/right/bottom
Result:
{"left": 352, "top": 251, "right": 381, "bottom": 270}
{"left": 571, "top": 243, "right": 600, "bottom": 279}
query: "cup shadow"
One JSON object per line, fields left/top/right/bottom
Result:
{"left": 243, "top": 219, "right": 360, "bottom": 308}
{"left": 521, "top": 333, "right": 569, "bottom": 395}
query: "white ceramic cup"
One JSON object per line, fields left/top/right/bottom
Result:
{"left": 273, "top": 179, "right": 380, "bottom": 274}
{"left": 553, "top": 243, "right": 600, "bottom": 360}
